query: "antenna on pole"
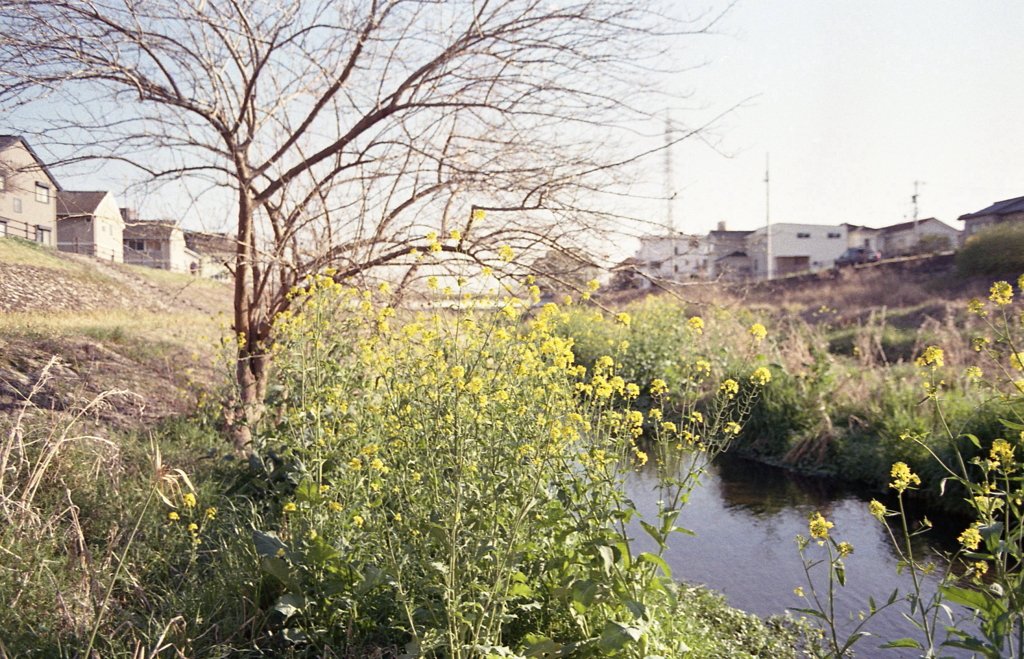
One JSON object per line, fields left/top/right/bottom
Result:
{"left": 765, "top": 153, "right": 772, "bottom": 280}
{"left": 912, "top": 180, "right": 924, "bottom": 230}
{"left": 665, "top": 114, "right": 676, "bottom": 233}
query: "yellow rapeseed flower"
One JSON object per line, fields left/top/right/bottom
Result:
{"left": 958, "top": 526, "right": 982, "bottom": 551}
{"left": 990, "top": 281, "right": 1013, "bottom": 306}
{"left": 634, "top": 450, "right": 648, "bottom": 466}
{"left": 990, "top": 439, "right": 1015, "bottom": 470}
{"left": 616, "top": 312, "right": 631, "bottom": 328}
{"left": 283, "top": 502, "right": 297, "bottom": 513}
{"left": 967, "top": 298, "right": 986, "bottom": 315}
{"left": 889, "top": 462, "right": 921, "bottom": 493}
{"left": 167, "top": 511, "right": 179, "bottom": 521}
{"left": 587, "top": 279, "right": 600, "bottom": 291}
{"left": 498, "top": 245, "right": 515, "bottom": 262}
{"left": 869, "top": 500, "right": 886, "bottom": 517}
{"left": 725, "top": 421, "right": 742, "bottom": 435}
{"left": 808, "top": 512, "right": 833, "bottom": 539}
{"left": 353, "top": 514, "right": 365, "bottom": 529}
{"left": 347, "top": 457, "right": 362, "bottom": 470}
{"left": 916, "top": 345, "right": 944, "bottom": 369}
{"left": 837, "top": 542, "right": 854, "bottom": 557}
{"left": 749, "top": 323, "right": 767, "bottom": 342}
{"left": 183, "top": 493, "right": 196, "bottom": 508}
{"left": 450, "top": 229, "right": 461, "bottom": 241}
{"left": 328, "top": 501, "right": 343, "bottom": 512}
{"left": 650, "top": 379, "right": 668, "bottom": 396}
{"left": 687, "top": 316, "right": 704, "bottom": 334}
{"left": 205, "top": 507, "right": 217, "bottom": 520}
{"left": 720, "top": 379, "right": 739, "bottom": 398}
{"left": 751, "top": 367, "right": 772, "bottom": 385}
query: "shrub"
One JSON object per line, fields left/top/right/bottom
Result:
{"left": 956, "top": 222, "right": 1024, "bottom": 277}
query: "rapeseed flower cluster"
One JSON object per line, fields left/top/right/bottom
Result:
{"left": 889, "top": 462, "right": 921, "bottom": 493}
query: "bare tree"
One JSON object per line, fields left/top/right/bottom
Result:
{"left": 0, "top": 0, "right": 714, "bottom": 448}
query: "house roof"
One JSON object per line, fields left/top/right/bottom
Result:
{"left": 715, "top": 251, "right": 749, "bottom": 261}
{"left": 877, "top": 217, "right": 958, "bottom": 234}
{"left": 708, "top": 230, "right": 753, "bottom": 238}
{"left": 184, "top": 230, "right": 237, "bottom": 255}
{"left": 959, "top": 195, "right": 1024, "bottom": 221}
{"left": 0, "top": 134, "right": 64, "bottom": 191}
{"left": 124, "top": 219, "right": 180, "bottom": 239}
{"left": 57, "top": 191, "right": 114, "bottom": 218}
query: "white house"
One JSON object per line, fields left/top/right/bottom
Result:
{"left": 635, "top": 233, "right": 710, "bottom": 287}
{"left": 56, "top": 190, "right": 125, "bottom": 262}
{"left": 747, "top": 223, "right": 848, "bottom": 278}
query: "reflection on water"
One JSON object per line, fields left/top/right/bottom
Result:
{"left": 625, "top": 452, "right": 973, "bottom": 659}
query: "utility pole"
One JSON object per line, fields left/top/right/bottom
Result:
{"left": 765, "top": 153, "right": 772, "bottom": 280}
{"left": 912, "top": 180, "right": 922, "bottom": 230}
{"left": 665, "top": 114, "right": 676, "bottom": 233}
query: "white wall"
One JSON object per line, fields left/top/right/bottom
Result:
{"left": 748, "top": 223, "right": 848, "bottom": 277}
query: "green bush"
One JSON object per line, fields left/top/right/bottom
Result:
{"left": 956, "top": 222, "right": 1024, "bottom": 277}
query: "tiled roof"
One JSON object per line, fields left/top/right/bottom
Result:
{"left": 123, "top": 220, "right": 179, "bottom": 238}
{"left": 959, "top": 196, "right": 1024, "bottom": 220}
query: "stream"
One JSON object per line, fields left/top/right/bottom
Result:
{"left": 625, "top": 452, "right": 979, "bottom": 658}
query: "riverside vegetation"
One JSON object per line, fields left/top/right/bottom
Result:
{"left": 0, "top": 265, "right": 799, "bottom": 657}
{"left": 5, "top": 233, "right": 1024, "bottom": 656}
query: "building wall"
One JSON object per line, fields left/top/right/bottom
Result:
{"left": 636, "top": 235, "right": 709, "bottom": 286}
{"left": 747, "top": 224, "right": 847, "bottom": 277}
{"left": 0, "top": 141, "right": 57, "bottom": 246}
{"left": 57, "top": 193, "right": 125, "bottom": 261}
{"left": 963, "top": 212, "right": 1024, "bottom": 239}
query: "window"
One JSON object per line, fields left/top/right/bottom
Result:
{"left": 126, "top": 238, "right": 145, "bottom": 251}
{"left": 827, "top": 232, "right": 841, "bottom": 239}
{"left": 673, "top": 264, "right": 678, "bottom": 273}
{"left": 796, "top": 232, "right": 811, "bottom": 239}
{"left": 35, "top": 183, "right": 49, "bottom": 204}
{"left": 674, "top": 246, "right": 679, "bottom": 255}
{"left": 13, "top": 198, "right": 22, "bottom": 213}
{"left": 0, "top": 220, "right": 6, "bottom": 237}
{"left": 34, "top": 226, "right": 49, "bottom": 244}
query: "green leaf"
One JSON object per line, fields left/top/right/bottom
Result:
{"left": 253, "top": 529, "right": 288, "bottom": 559}
{"left": 640, "top": 521, "right": 665, "bottom": 549}
{"left": 879, "top": 638, "right": 923, "bottom": 649}
{"left": 999, "top": 418, "right": 1024, "bottom": 431}
{"left": 789, "top": 607, "right": 827, "bottom": 620}
{"left": 272, "top": 593, "right": 305, "bottom": 620}
{"left": 571, "top": 579, "right": 599, "bottom": 614}
{"left": 623, "top": 599, "right": 646, "bottom": 621}
{"left": 964, "top": 433, "right": 983, "bottom": 448}
{"left": 596, "top": 545, "right": 615, "bottom": 574}
{"left": 597, "top": 621, "right": 643, "bottom": 652}
{"left": 637, "top": 552, "right": 672, "bottom": 578}
{"left": 510, "top": 582, "right": 534, "bottom": 598}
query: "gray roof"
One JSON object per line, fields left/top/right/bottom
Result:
{"left": 57, "top": 191, "right": 113, "bottom": 217}
{"left": 0, "top": 134, "right": 64, "bottom": 190}
{"left": 123, "top": 219, "right": 180, "bottom": 239}
{"left": 959, "top": 196, "right": 1024, "bottom": 221}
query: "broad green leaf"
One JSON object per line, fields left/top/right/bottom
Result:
{"left": 637, "top": 552, "right": 672, "bottom": 578}
{"left": 597, "top": 621, "right": 643, "bottom": 652}
{"left": 253, "top": 529, "right": 288, "bottom": 559}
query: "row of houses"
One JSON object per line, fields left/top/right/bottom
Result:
{"left": 632, "top": 214, "right": 973, "bottom": 284}
{"left": 0, "top": 135, "right": 234, "bottom": 278}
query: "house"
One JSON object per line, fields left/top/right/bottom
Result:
{"left": 635, "top": 233, "right": 709, "bottom": 287}
{"left": 122, "top": 213, "right": 200, "bottom": 273}
{"left": 56, "top": 191, "right": 125, "bottom": 262}
{"left": 0, "top": 135, "right": 62, "bottom": 246}
{"left": 843, "top": 224, "right": 883, "bottom": 252}
{"left": 876, "top": 218, "right": 960, "bottom": 257}
{"left": 184, "top": 230, "right": 236, "bottom": 280}
{"left": 958, "top": 196, "right": 1024, "bottom": 239}
{"left": 747, "top": 223, "right": 848, "bottom": 277}
{"left": 706, "top": 224, "right": 755, "bottom": 281}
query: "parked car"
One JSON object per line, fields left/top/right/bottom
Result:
{"left": 834, "top": 247, "right": 882, "bottom": 268}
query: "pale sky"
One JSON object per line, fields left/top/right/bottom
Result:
{"left": 651, "top": 0, "right": 1024, "bottom": 237}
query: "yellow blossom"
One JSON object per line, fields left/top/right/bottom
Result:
{"left": 616, "top": 313, "right": 631, "bottom": 328}
{"left": 990, "top": 439, "right": 1015, "bottom": 469}
{"left": 749, "top": 323, "right": 767, "bottom": 342}
{"left": 916, "top": 345, "right": 944, "bottom": 369}
{"left": 968, "top": 298, "right": 986, "bottom": 315}
{"left": 725, "top": 421, "right": 742, "bottom": 435}
{"left": 808, "top": 512, "right": 833, "bottom": 539}
{"left": 966, "top": 366, "right": 983, "bottom": 380}
{"left": 347, "top": 458, "right": 362, "bottom": 470}
{"left": 283, "top": 502, "right": 297, "bottom": 512}
{"left": 650, "top": 379, "right": 668, "bottom": 396}
{"left": 750, "top": 367, "right": 772, "bottom": 385}
{"left": 720, "top": 379, "right": 739, "bottom": 398}
{"left": 687, "top": 316, "right": 704, "bottom": 334}
{"left": 990, "top": 281, "right": 1013, "bottom": 306}
{"left": 205, "top": 507, "right": 217, "bottom": 520}
{"left": 889, "top": 462, "right": 921, "bottom": 493}
{"left": 450, "top": 229, "right": 462, "bottom": 241}
{"left": 837, "top": 542, "right": 853, "bottom": 557}
{"left": 498, "top": 245, "right": 515, "bottom": 262}
{"left": 634, "top": 450, "right": 648, "bottom": 466}
{"left": 188, "top": 523, "right": 198, "bottom": 532}
{"left": 794, "top": 587, "right": 804, "bottom": 597}
{"left": 869, "top": 500, "right": 886, "bottom": 517}
{"left": 352, "top": 515, "right": 364, "bottom": 529}
{"left": 183, "top": 493, "right": 196, "bottom": 508}
{"left": 167, "top": 511, "right": 180, "bottom": 521}
{"left": 958, "top": 526, "right": 982, "bottom": 550}
{"left": 328, "top": 501, "right": 343, "bottom": 512}
{"left": 587, "top": 279, "right": 600, "bottom": 291}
